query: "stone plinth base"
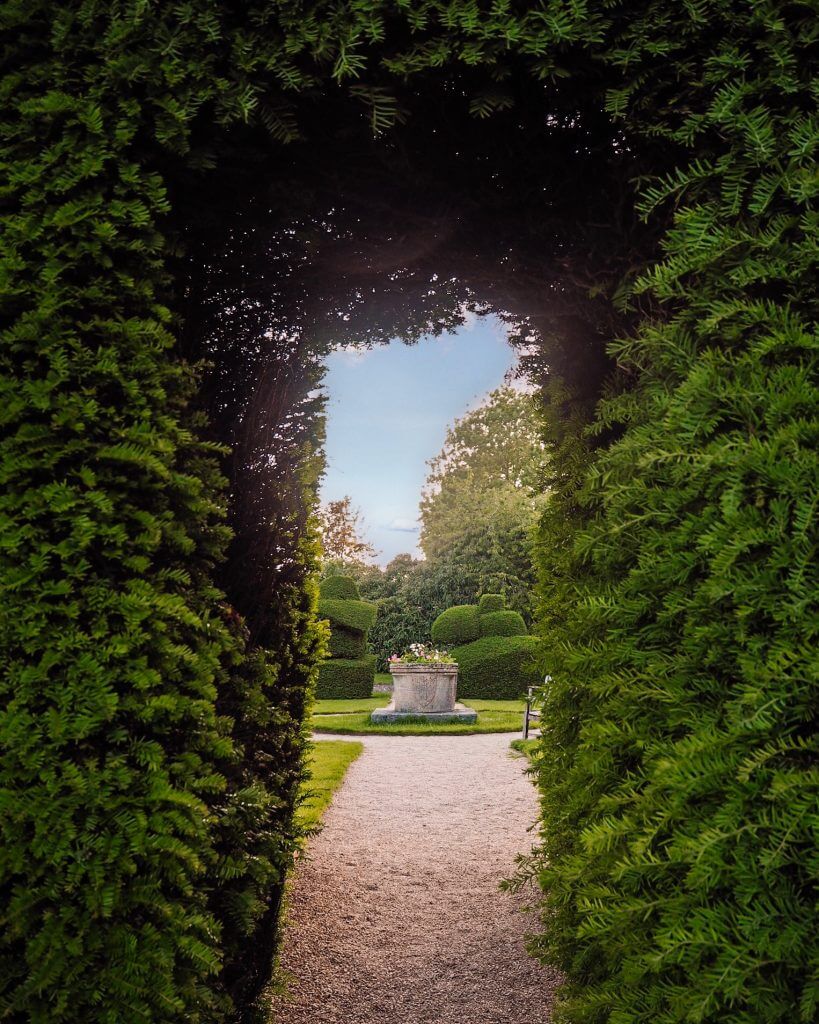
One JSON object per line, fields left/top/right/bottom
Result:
{"left": 370, "top": 702, "right": 477, "bottom": 725}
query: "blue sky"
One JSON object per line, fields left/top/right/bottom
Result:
{"left": 320, "top": 314, "right": 516, "bottom": 565}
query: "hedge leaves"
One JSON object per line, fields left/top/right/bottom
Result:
{"left": 2, "top": 2, "right": 816, "bottom": 1023}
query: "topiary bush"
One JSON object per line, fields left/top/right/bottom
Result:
{"left": 478, "top": 610, "right": 528, "bottom": 637}
{"left": 319, "top": 574, "right": 361, "bottom": 600}
{"left": 328, "top": 626, "right": 367, "bottom": 660}
{"left": 317, "top": 598, "right": 377, "bottom": 635}
{"left": 451, "top": 635, "right": 540, "bottom": 700}
{"left": 478, "top": 593, "right": 505, "bottom": 614}
{"left": 316, "top": 577, "right": 377, "bottom": 698}
{"left": 432, "top": 594, "right": 536, "bottom": 698}
{"left": 316, "top": 656, "right": 377, "bottom": 699}
{"left": 430, "top": 604, "right": 481, "bottom": 647}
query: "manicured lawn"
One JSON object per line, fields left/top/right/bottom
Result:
{"left": 374, "top": 672, "right": 392, "bottom": 687}
{"left": 466, "top": 699, "right": 526, "bottom": 714}
{"left": 310, "top": 698, "right": 525, "bottom": 736}
{"left": 314, "top": 696, "right": 391, "bottom": 714}
{"left": 297, "top": 739, "right": 363, "bottom": 831}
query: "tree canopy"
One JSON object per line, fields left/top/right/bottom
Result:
{"left": 420, "top": 387, "right": 547, "bottom": 613}
{"left": 423, "top": 386, "right": 547, "bottom": 501}
{"left": 318, "top": 496, "right": 378, "bottom": 566}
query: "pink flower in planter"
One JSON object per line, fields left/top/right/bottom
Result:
{"left": 392, "top": 642, "right": 456, "bottom": 665}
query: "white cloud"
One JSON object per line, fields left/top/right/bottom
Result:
{"left": 385, "top": 517, "right": 419, "bottom": 533}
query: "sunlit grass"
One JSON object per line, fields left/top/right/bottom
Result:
{"left": 509, "top": 738, "right": 540, "bottom": 758}
{"left": 297, "top": 739, "right": 363, "bottom": 832}
{"left": 464, "top": 699, "right": 526, "bottom": 714}
{"left": 313, "top": 696, "right": 391, "bottom": 714}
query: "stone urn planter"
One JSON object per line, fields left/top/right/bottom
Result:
{"left": 370, "top": 662, "right": 477, "bottom": 724}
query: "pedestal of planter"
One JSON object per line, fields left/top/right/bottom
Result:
{"left": 370, "top": 663, "right": 477, "bottom": 724}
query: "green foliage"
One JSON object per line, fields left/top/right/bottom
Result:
{"left": 0, "top": 46, "right": 240, "bottom": 1017}
{"left": 360, "top": 556, "right": 479, "bottom": 669}
{"left": 451, "top": 636, "right": 540, "bottom": 701}
{"left": 317, "top": 598, "right": 377, "bottom": 634}
{"left": 327, "top": 625, "right": 367, "bottom": 660}
{"left": 478, "top": 609, "right": 528, "bottom": 638}
{"left": 522, "top": 9, "right": 819, "bottom": 1024}
{"left": 430, "top": 604, "right": 481, "bottom": 647}
{"left": 3, "top": 1, "right": 816, "bottom": 1022}
{"left": 209, "top": 576, "right": 324, "bottom": 1012}
{"left": 320, "top": 574, "right": 361, "bottom": 600}
{"left": 435, "top": 595, "right": 535, "bottom": 696}
{"left": 0, "top": 6, "right": 330, "bottom": 1014}
{"left": 317, "top": 577, "right": 376, "bottom": 696}
{"left": 420, "top": 388, "right": 546, "bottom": 617}
{"left": 316, "top": 656, "right": 377, "bottom": 699}
{"left": 421, "top": 386, "right": 547, "bottom": 508}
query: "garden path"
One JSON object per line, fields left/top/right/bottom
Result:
{"left": 268, "top": 732, "right": 560, "bottom": 1023}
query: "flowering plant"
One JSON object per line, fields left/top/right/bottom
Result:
{"left": 389, "top": 643, "right": 456, "bottom": 665}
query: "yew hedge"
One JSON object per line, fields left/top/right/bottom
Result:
{"left": 1, "top": 3, "right": 816, "bottom": 1023}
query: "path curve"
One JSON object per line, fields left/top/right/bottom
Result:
{"left": 269, "top": 732, "right": 560, "bottom": 1023}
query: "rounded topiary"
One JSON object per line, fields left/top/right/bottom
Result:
{"left": 320, "top": 574, "right": 361, "bottom": 600}
{"left": 431, "top": 604, "right": 481, "bottom": 647}
{"left": 431, "top": 592, "right": 534, "bottom": 697}
{"left": 317, "top": 576, "right": 377, "bottom": 698}
{"left": 478, "top": 593, "right": 505, "bottom": 614}
{"left": 451, "top": 635, "right": 540, "bottom": 700}
{"left": 479, "top": 609, "right": 528, "bottom": 637}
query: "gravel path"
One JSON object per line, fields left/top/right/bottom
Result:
{"left": 268, "top": 732, "right": 560, "bottom": 1023}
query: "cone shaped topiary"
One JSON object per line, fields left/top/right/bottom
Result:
{"left": 317, "top": 576, "right": 377, "bottom": 697}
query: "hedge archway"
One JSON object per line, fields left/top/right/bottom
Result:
{"left": 2, "top": 4, "right": 816, "bottom": 1023}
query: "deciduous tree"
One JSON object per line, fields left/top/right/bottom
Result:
{"left": 318, "top": 496, "right": 379, "bottom": 566}
{"left": 420, "top": 387, "right": 547, "bottom": 613}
